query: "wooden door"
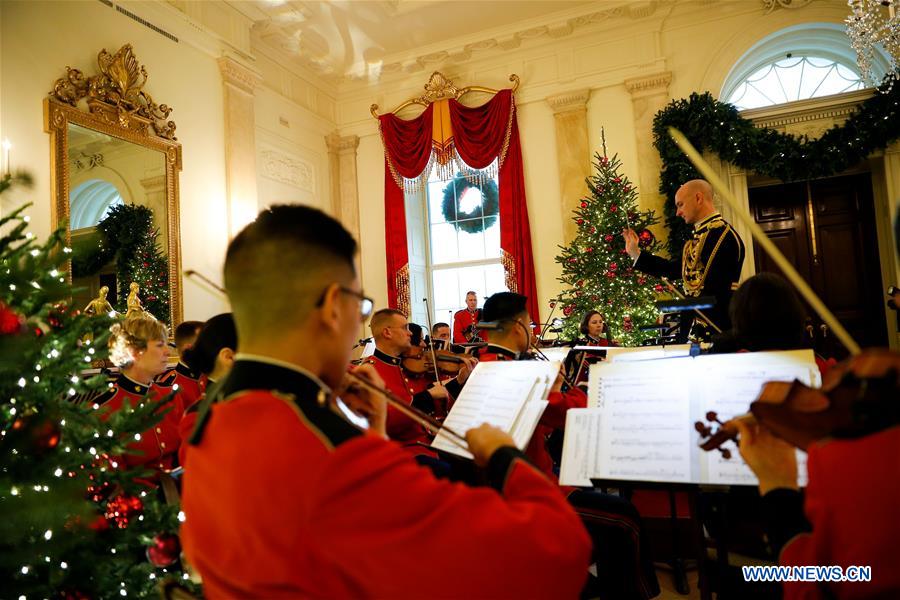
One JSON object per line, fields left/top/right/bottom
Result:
{"left": 748, "top": 173, "right": 886, "bottom": 357}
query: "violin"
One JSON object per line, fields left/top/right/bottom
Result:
{"left": 696, "top": 349, "right": 900, "bottom": 458}
{"left": 401, "top": 343, "right": 469, "bottom": 377}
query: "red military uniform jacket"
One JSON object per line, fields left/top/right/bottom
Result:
{"left": 79, "top": 372, "right": 185, "bottom": 473}
{"left": 453, "top": 307, "right": 481, "bottom": 343}
{"left": 156, "top": 361, "right": 203, "bottom": 411}
{"left": 761, "top": 425, "right": 900, "bottom": 600}
{"left": 181, "top": 358, "right": 591, "bottom": 599}
{"left": 363, "top": 348, "right": 436, "bottom": 454}
{"left": 477, "top": 344, "right": 587, "bottom": 480}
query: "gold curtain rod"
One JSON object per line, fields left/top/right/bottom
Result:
{"left": 370, "top": 72, "right": 519, "bottom": 119}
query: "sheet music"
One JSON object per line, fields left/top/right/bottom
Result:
{"left": 562, "top": 350, "right": 818, "bottom": 486}
{"left": 539, "top": 347, "right": 572, "bottom": 364}
{"left": 432, "top": 361, "right": 559, "bottom": 458}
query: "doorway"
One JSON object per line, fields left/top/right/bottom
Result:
{"left": 748, "top": 172, "right": 887, "bottom": 357}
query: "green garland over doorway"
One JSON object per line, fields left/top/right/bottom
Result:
{"left": 652, "top": 76, "right": 900, "bottom": 256}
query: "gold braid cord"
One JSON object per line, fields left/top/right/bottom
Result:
{"left": 681, "top": 220, "right": 730, "bottom": 296}
{"left": 501, "top": 250, "right": 518, "bottom": 293}
{"left": 394, "top": 264, "right": 411, "bottom": 317}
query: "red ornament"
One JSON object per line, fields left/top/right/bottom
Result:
{"left": 585, "top": 247, "right": 593, "bottom": 253}
{"left": 563, "top": 305, "right": 574, "bottom": 316}
{"left": 624, "top": 186, "right": 631, "bottom": 193}
{"left": 604, "top": 234, "right": 614, "bottom": 242}
{"left": 104, "top": 494, "right": 143, "bottom": 528}
{"left": 0, "top": 301, "right": 23, "bottom": 335}
{"left": 638, "top": 228, "right": 654, "bottom": 248}
{"left": 577, "top": 218, "right": 584, "bottom": 226}
{"left": 590, "top": 226, "right": 596, "bottom": 234}
{"left": 623, "top": 316, "right": 634, "bottom": 333}
{"left": 609, "top": 262, "right": 618, "bottom": 271}
{"left": 576, "top": 280, "right": 584, "bottom": 288}
{"left": 575, "top": 291, "right": 583, "bottom": 297}
{"left": 6, "top": 414, "right": 61, "bottom": 455}
{"left": 567, "top": 257, "right": 578, "bottom": 263}
{"left": 638, "top": 276, "right": 647, "bottom": 285}
{"left": 147, "top": 532, "right": 182, "bottom": 567}
{"left": 601, "top": 157, "right": 609, "bottom": 165}
{"left": 605, "top": 271, "right": 615, "bottom": 279}
{"left": 654, "top": 284, "right": 665, "bottom": 293}
{"left": 610, "top": 204, "right": 618, "bottom": 213}
{"left": 580, "top": 201, "right": 588, "bottom": 209}
{"left": 614, "top": 177, "right": 621, "bottom": 183}
{"left": 549, "top": 302, "right": 556, "bottom": 308}
{"left": 89, "top": 514, "right": 110, "bottom": 532}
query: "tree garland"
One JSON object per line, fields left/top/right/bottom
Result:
{"left": 441, "top": 174, "right": 499, "bottom": 234}
{"left": 653, "top": 74, "right": 900, "bottom": 257}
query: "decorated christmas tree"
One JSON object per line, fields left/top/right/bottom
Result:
{"left": 0, "top": 174, "right": 193, "bottom": 597}
{"left": 95, "top": 204, "right": 170, "bottom": 324}
{"left": 553, "top": 145, "right": 665, "bottom": 346}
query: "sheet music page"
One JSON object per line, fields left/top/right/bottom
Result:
{"left": 559, "top": 408, "right": 604, "bottom": 487}
{"left": 431, "top": 361, "right": 556, "bottom": 458}
{"left": 510, "top": 400, "right": 549, "bottom": 451}
{"left": 696, "top": 351, "right": 815, "bottom": 486}
{"left": 611, "top": 344, "right": 693, "bottom": 362}
{"left": 540, "top": 347, "right": 572, "bottom": 364}
{"left": 594, "top": 360, "right": 694, "bottom": 483}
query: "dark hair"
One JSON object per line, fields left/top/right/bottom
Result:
{"left": 482, "top": 292, "right": 528, "bottom": 323}
{"left": 729, "top": 272, "right": 806, "bottom": 351}
{"left": 224, "top": 205, "right": 357, "bottom": 331}
{"left": 174, "top": 320, "right": 203, "bottom": 347}
{"left": 181, "top": 313, "right": 238, "bottom": 376}
{"left": 408, "top": 322, "right": 424, "bottom": 346}
{"left": 432, "top": 322, "right": 450, "bottom": 334}
{"left": 579, "top": 311, "right": 605, "bottom": 336}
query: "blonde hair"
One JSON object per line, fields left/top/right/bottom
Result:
{"left": 108, "top": 314, "right": 169, "bottom": 367}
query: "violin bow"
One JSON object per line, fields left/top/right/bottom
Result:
{"left": 667, "top": 128, "right": 861, "bottom": 356}
{"left": 344, "top": 371, "right": 469, "bottom": 451}
{"left": 421, "top": 297, "right": 446, "bottom": 385}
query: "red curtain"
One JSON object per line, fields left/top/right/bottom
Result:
{"left": 378, "top": 91, "right": 540, "bottom": 326}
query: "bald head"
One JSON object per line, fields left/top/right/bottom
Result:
{"left": 674, "top": 179, "right": 716, "bottom": 225}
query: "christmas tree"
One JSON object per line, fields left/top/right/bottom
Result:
{"left": 553, "top": 148, "right": 665, "bottom": 346}
{"left": 96, "top": 204, "right": 170, "bottom": 324}
{"left": 0, "top": 174, "right": 194, "bottom": 597}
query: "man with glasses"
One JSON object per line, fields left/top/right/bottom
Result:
{"left": 181, "top": 205, "right": 590, "bottom": 597}
{"left": 365, "top": 308, "right": 474, "bottom": 457}
{"left": 476, "top": 292, "right": 660, "bottom": 600}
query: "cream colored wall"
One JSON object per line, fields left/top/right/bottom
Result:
{"left": 0, "top": 0, "right": 229, "bottom": 321}
{"left": 339, "top": 1, "right": 850, "bottom": 316}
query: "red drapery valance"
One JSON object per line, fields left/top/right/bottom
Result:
{"left": 378, "top": 89, "right": 540, "bottom": 326}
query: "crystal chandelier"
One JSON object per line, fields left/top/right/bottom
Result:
{"left": 846, "top": 0, "right": 900, "bottom": 88}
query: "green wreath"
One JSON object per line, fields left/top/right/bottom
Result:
{"left": 441, "top": 174, "right": 499, "bottom": 234}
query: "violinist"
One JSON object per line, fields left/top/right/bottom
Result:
{"left": 453, "top": 290, "right": 483, "bottom": 343}
{"left": 432, "top": 321, "right": 452, "bottom": 346}
{"left": 476, "top": 292, "right": 660, "bottom": 600}
{"left": 181, "top": 205, "right": 592, "bottom": 598}
{"left": 363, "top": 309, "right": 475, "bottom": 457}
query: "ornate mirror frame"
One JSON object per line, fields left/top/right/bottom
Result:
{"left": 43, "top": 44, "right": 183, "bottom": 327}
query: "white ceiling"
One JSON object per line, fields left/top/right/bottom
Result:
{"left": 226, "top": 0, "right": 620, "bottom": 82}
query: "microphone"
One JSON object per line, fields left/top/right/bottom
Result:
{"left": 352, "top": 337, "right": 374, "bottom": 349}
{"left": 184, "top": 269, "right": 226, "bottom": 295}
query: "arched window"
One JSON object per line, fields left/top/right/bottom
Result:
{"left": 721, "top": 23, "right": 890, "bottom": 110}
{"left": 70, "top": 179, "right": 123, "bottom": 230}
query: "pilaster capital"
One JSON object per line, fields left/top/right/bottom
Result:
{"left": 326, "top": 132, "right": 361, "bottom": 154}
{"left": 545, "top": 89, "right": 591, "bottom": 115}
{"left": 217, "top": 55, "right": 262, "bottom": 95}
{"left": 624, "top": 71, "right": 672, "bottom": 99}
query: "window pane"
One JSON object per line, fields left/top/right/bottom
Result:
{"left": 484, "top": 218, "right": 501, "bottom": 258}
{"left": 428, "top": 179, "right": 451, "bottom": 224}
{"left": 430, "top": 222, "right": 459, "bottom": 264}
{"left": 432, "top": 262, "right": 508, "bottom": 323}
{"left": 432, "top": 269, "right": 461, "bottom": 320}
{"left": 728, "top": 56, "right": 864, "bottom": 110}
{"left": 457, "top": 225, "right": 487, "bottom": 260}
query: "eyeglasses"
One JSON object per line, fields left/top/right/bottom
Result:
{"left": 385, "top": 324, "right": 411, "bottom": 332}
{"left": 316, "top": 285, "right": 374, "bottom": 321}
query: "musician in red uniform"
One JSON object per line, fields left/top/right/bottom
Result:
{"left": 364, "top": 308, "right": 470, "bottom": 455}
{"left": 155, "top": 320, "right": 204, "bottom": 408}
{"left": 477, "top": 292, "right": 660, "bottom": 600}
{"left": 77, "top": 314, "right": 184, "bottom": 476}
{"left": 181, "top": 205, "right": 592, "bottom": 598}
{"left": 734, "top": 350, "right": 900, "bottom": 600}
{"left": 178, "top": 313, "right": 237, "bottom": 464}
{"left": 453, "top": 290, "right": 482, "bottom": 343}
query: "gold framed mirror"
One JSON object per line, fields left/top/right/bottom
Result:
{"left": 44, "top": 44, "right": 183, "bottom": 328}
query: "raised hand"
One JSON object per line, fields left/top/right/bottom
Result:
{"left": 622, "top": 228, "right": 640, "bottom": 260}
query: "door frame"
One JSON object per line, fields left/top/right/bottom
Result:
{"left": 703, "top": 89, "right": 900, "bottom": 350}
